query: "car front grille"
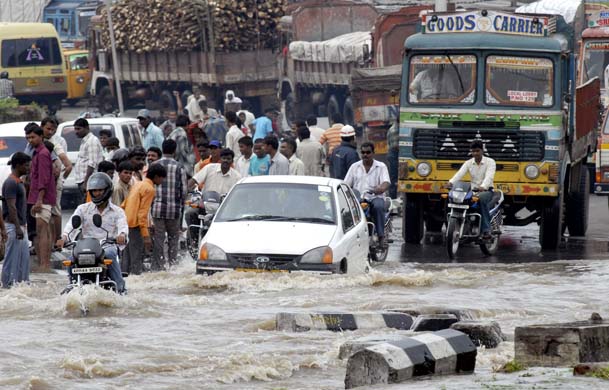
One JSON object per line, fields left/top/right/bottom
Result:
{"left": 413, "top": 128, "right": 545, "bottom": 161}
{"left": 227, "top": 254, "right": 299, "bottom": 267}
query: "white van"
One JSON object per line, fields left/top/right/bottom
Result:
{"left": 58, "top": 117, "right": 142, "bottom": 208}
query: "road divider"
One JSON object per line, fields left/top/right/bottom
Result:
{"left": 515, "top": 313, "right": 609, "bottom": 367}
{"left": 276, "top": 312, "right": 414, "bottom": 332}
{"left": 411, "top": 314, "right": 459, "bottom": 332}
{"left": 451, "top": 320, "right": 506, "bottom": 348}
{"left": 344, "top": 329, "right": 477, "bottom": 388}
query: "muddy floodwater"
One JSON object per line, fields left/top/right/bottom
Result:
{"left": 3, "top": 201, "right": 609, "bottom": 389}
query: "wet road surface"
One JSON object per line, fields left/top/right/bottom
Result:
{"left": 2, "top": 167, "right": 609, "bottom": 388}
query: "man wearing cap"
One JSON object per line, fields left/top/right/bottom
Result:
{"left": 137, "top": 109, "right": 164, "bottom": 150}
{"left": 196, "top": 140, "right": 222, "bottom": 174}
{"left": 330, "top": 125, "right": 360, "bottom": 180}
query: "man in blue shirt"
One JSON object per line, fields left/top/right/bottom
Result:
{"left": 251, "top": 108, "right": 276, "bottom": 141}
{"left": 248, "top": 139, "right": 271, "bottom": 176}
{"left": 137, "top": 109, "right": 164, "bottom": 150}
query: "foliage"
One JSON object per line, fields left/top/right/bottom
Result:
{"left": 587, "top": 366, "right": 609, "bottom": 380}
{"left": 0, "top": 98, "right": 45, "bottom": 124}
{"left": 497, "top": 360, "right": 527, "bottom": 373}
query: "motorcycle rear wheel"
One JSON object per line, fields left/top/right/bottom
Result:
{"left": 480, "top": 234, "right": 499, "bottom": 256}
{"left": 186, "top": 227, "right": 200, "bottom": 260}
{"left": 446, "top": 218, "right": 461, "bottom": 259}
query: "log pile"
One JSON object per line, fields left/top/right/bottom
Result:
{"left": 100, "top": 0, "right": 287, "bottom": 53}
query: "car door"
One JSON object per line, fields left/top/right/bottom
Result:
{"left": 343, "top": 184, "right": 369, "bottom": 267}
{"left": 129, "top": 123, "right": 143, "bottom": 146}
{"left": 336, "top": 186, "right": 360, "bottom": 274}
{"left": 121, "top": 124, "right": 133, "bottom": 148}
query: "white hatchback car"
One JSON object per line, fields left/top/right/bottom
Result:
{"left": 196, "top": 176, "right": 370, "bottom": 275}
{"left": 0, "top": 122, "right": 36, "bottom": 190}
{"left": 58, "top": 117, "right": 142, "bottom": 207}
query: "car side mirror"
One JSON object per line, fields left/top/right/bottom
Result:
{"left": 93, "top": 214, "right": 103, "bottom": 228}
{"left": 71, "top": 215, "right": 82, "bottom": 229}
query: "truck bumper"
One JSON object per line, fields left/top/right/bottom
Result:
{"left": 594, "top": 183, "right": 609, "bottom": 195}
{"left": 399, "top": 180, "right": 559, "bottom": 196}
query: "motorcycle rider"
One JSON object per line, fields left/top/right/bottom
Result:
{"left": 445, "top": 140, "right": 497, "bottom": 239}
{"left": 344, "top": 142, "right": 391, "bottom": 248}
{"left": 56, "top": 173, "right": 128, "bottom": 294}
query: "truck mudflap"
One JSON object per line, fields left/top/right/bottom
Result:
{"left": 399, "top": 181, "right": 559, "bottom": 196}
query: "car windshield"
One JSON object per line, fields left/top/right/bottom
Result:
{"left": 486, "top": 56, "right": 554, "bottom": 107}
{"left": 62, "top": 124, "right": 115, "bottom": 151}
{"left": 0, "top": 136, "right": 27, "bottom": 158}
{"left": 215, "top": 183, "right": 336, "bottom": 224}
{"left": 408, "top": 54, "right": 476, "bottom": 104}
{"left": 583, "top": 42, "right": 609, "bottom": 89}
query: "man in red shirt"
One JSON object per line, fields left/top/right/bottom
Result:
{"left": 25, "top": 124, "right": 56, "bottom": 270}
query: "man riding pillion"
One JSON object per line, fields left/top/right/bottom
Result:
{"left": 445, "top": 140, "right": 497, "bottom": 239}
{"left": 344, "top": 142, "right": 391, "bottom": 248}
{"left": 56, "top": 173, "right": 128, "bottom": 294}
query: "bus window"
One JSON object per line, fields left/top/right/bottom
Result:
{"left": 1, "top": 38, "right": 62, "bottom": 68}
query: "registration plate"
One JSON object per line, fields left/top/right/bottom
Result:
{"left": 448, "top": 203, "right": 469, "bottom": 209}
{"left": 26, "top": 78, "right": 39, "bottom": 87}
{"left": 72, "top": 267, "right": 103, "bottom": 274}
{"left": 235, "top": 268, "right": 288, "bottom": 273}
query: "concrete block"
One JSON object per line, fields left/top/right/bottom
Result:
{"left": 411, "top": 314, "right": 459, "bottom": 332}
{"left": 344, "top": 329, "right": 476, "bottom": 389}
{"left": 276, "top": 312, "right": 414, "bottom": 332}
{"left": 339, "top": 334, "right": 413, "bottom": 360}
{"left": 389, "top": 307, "right": 474, "bottom": 321}
{"left": 515, "top": 318, "right": 609, "bottom": 367}
{"left": 450, "top": 321, "right": 506, "bottom": 348}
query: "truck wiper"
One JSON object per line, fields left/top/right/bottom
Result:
{"left": 445, "top": 52, "right": 465, "bottom": 95}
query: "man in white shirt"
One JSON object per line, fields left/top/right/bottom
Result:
{"left": 446, "top": 140, "right": 496, "bottom": 238}
{"left": 235, "top": 136, "right": 253, "bottom": 177}
{"left": 238, "top": 101, "right": 256, "bottom": 129}
{"left": 189, "top": 148, "right": 242, "bottom": 195}
{"left": 344, "top": 142, "right": 390, "bottom": 246}
{"left": 306, "top": 115, "right": 325, "bottom": 141}
{"left": 225, "top": 111, "right": 244, "bottom": 158}
{"left": 280, "top": 138, "right": 305, "bottom": 175}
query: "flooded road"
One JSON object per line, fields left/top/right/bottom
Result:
{"left": 2, "top": 196, "right": 609, "bottom": 389}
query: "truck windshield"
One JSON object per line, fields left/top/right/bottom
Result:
{"left": 408, "top": 55, "right": 476, "bottom": 105}
{"left": 486, "top": 56, "right": 553, "bottom": 107}
{"left": 582, "top": 41, "right": 609, "bottom": 89}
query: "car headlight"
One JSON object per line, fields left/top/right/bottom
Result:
{"left": 416, "top": 162, "right": 432, "bottom": 177}
{"left": 524, "top": 164, "right": 540, "bottom": 179}
{"left": 301, "top": 246, "right": 333, "bottom": 264}
{"left": 199, "top": 243, "right": 226, "bottom": 261}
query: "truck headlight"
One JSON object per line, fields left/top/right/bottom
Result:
{"left": 416, "top": 162, "right": 432, "bottom": 177}
{"left": 76, "top": 76, "right": 85, "bottom": 84}
{"left": 199, "top": 243, "right": 226, "bottom": 261}
{"left": 524, "top": 165, "right": 540, "bottom": 179}
{"left": 301, "top": 246, "right": 333, "bottom": 264}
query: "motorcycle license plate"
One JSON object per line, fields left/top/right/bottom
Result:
{"left": 72, "top": 267, "right": 103, "bottom": 274}
{"left": 448, "top": 203, "right": 469, "bottom": 209}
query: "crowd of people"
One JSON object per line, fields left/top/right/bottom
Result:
{"left": 1, "top": 91, "right": 391, "bottom": 290}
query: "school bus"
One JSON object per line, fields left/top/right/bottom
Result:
{"left": 0, "top": 23, "right": 67, "bottom": 112}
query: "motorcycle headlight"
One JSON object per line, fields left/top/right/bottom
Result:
{"left": 199, "top": 243, "right": 226, "bottom": 261}
{"left": 301, "top": 246, "right": 333, "bottom": 264}
{"left": 451, "top": 190, "right": 467, "bottom": 203}
{"left": 416, "top": 162, "right": 432, "bottom": 177}
{"left": 205, "top": 201, "right": 220, "bottom": 213}
{"left": 78, "top": 253, "right": 96, "bottom": 266}
{"left": 524, "top": 164, "right": 540, "bottom": 179}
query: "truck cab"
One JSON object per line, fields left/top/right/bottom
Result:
{"left": 399, "top": 10, "right": 599, "bottom": 249}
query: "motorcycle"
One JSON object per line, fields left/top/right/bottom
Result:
{"left": 358, "top": 190, "right": 395, "bottom": 263}
{"left": 444, "top": 181, "right": 504, "bottom": 259}
{"left": 185, "top": 190, "right": 222, "bottom": 260}
{"left": 61, "top": 214, "right": 120, "bottom": 293}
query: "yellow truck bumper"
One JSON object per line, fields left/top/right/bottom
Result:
{"left": 399, "top": 180, "right": 559, "bottom": 196}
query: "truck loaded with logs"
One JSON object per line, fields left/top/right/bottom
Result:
{"left": 89, "top": 0, "right": 286, "bottom": 114}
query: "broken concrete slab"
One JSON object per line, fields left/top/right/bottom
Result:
{"left": 388, "top": 307, "right": 475, "bottom": 321}
{"left": 450, "top": 321, "right": 506, "bottom": 348}
{"left": 410, "top": 314, "right": 459, "bottom": 332}
{"left": 344, "top": 329, "right": 476, "bottom": 389}
{"left": 515, "top": 317, "right": 609, "bottom": 367}
{"left": 276, "top": 312, "right": 414, "bottom": 332}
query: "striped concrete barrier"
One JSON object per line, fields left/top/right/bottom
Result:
{"left": 410, "top": 314, "right": 459, "bottom": 332}
{"left": 339, "top": 334, "right": 416, "bottom": 360}
{"left": 344, "top": 329, "right": 477, "bottom": 389}
{"left": 275, "top": 312, "right": 414, "bottom": 332}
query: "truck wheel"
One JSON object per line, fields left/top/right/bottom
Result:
{"left": 97, "top": 85, "right": 117, "bottom": 114}
{"left": 343, "top": 97, "right": 355, "bottom": 126}
{"left": 327, "top": 95, "right": 340, "bottom": 122}
{"left": 159, "top": 90, "right": 176, "bottom": 111}
{"left": 403, "top": 194, "right": 424, "bottom": 244}
{"left": 425, "top": 217, "right": 443, "bottom": 233}
{"left": 539, "top": 193, "right": 564, "bottom": 250}
{"left": 566, "top": 168, "right": 590, "bottom": 236}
